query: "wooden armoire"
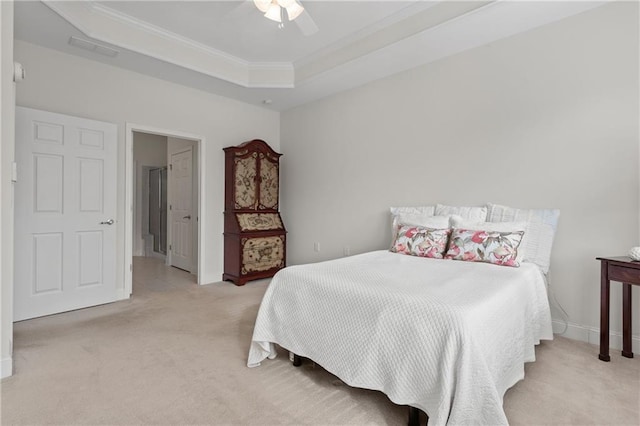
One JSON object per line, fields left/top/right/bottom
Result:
{"left": 223, "top": 139, "right": 286, "bottom": 286}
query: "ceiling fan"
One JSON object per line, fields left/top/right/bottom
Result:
{"left": 252, "top": 0, "right": 319, "bottom": 35}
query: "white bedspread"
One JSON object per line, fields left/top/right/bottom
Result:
{"left": 248, "top": 251, "right": 553, "bottom": 425}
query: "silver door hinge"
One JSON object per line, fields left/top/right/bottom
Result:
{"left": 169, "top": 244, "right": 172, "bottom": 251}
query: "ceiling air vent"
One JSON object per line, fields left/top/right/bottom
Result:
{"left": 68, "top": 36, "right": 119, "bottom": 58}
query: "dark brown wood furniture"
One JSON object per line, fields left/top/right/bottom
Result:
{"left": 223, "top": 140, "right": 286, "bottom": 286}
{"left": 597, "top": 256, "right": 639, "bottom": 361}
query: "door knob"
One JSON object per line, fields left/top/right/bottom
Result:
{"left": 100, "top": 219, "right": 115, "bottom": 225}
{"left": 183, "top": 215, "right": 191, "bottom": 220}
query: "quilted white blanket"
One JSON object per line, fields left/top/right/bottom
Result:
{"left": 248, "top": 251, "right": 553, "bottom": 425}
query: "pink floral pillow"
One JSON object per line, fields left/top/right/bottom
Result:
{"left": 390, "top": 225, "right": 451, "bottom": 259}
{"left": 445, "top": 228, "right": 524, "bottom": 267}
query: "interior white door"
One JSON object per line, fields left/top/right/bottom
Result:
{"left": 169, "top": 148, "right": 193, "bottom": 272}
{"left": 14, "top": 107, "right": 119, "bottom": 321}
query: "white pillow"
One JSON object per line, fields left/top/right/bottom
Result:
{"left": 451, "top": 216, "right": 527, "bottom": 233}
{"left": 435, "top": 204, "right": 488, "bottom": 222}
{"left": 394, "top": 213, "right": 450, "bottom": 230}
{"left": 389, "top": 206, "right": 436, "bottom": 241}
{"left": 390, "top": 206, "right": 435, "bottom": 216}
{"left": 450, "top": 216, "right": 527, "bottom": 263}
{"left": 390, "top": 212, "right": 449, "bottom": 248}
{"left": 486, "top": 203, "right": 560, "bottom": 273}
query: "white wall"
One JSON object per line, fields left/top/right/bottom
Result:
{"left": 0, "top": 0, "right": 15, "bottom": 379}
{"left": 281, "top": 3, "right": 639, "bottom": 348}
{"left": 14, "top": 40, "right": 280, "bottom": 289}
{"left": 134, "top": 132, "right": 167, "bottom": 168}
{"left": 133, "top": 132, "right": 167, "bottom": 257}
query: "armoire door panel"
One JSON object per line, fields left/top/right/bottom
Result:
{"left": 258, "top": 154, "right": 279, "bottom": 210}
{"left": 233, "top": 154, "right": 258, "bottom": 209}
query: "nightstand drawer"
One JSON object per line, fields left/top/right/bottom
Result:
{"left": 609, "top": 264, "right": 640, "bottom": 285}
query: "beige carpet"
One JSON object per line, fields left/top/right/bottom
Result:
{"left": 1, "top": 257, "right": 639, "bottom": 425}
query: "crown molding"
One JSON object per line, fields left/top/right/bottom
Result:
{"left": 91, "top": 3, "right": 249, "bottom": 67}
{"left": 44, "top": 0, "right": 295, "bottom": 88}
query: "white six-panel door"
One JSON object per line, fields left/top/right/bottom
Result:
{"left": 169, "top": 148, "right": 193, "bottom": 272}
{"left": 14, "top": 107, "right": 119, "bottom": 321}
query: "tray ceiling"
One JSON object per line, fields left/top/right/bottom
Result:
{"left": 14, "top": 1, "right": 607, "bottom": 111}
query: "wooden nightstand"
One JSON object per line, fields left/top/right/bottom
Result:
{"left": 597, "top": 256, "right": 640, "bottom": 361}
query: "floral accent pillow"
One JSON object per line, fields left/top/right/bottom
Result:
{"left": 390, "top": 214, "right": 450, "bottom": 249}
{"left": 390, "top": 225, "right": 451, "bottom": 259}
{"left": 445, "top": 228, "right": 525, "bottom": 267}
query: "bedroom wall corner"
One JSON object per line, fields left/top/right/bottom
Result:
{"left": 280, "top": 1, "right": 640, "bottom": 349}
{"left": 0, "top": 0, "right": 15, "bottom": 379}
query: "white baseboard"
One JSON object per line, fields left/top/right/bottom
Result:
{"left": 552, "top": 319, "right": 640, "bottom": 353}
{"left": 1, "top": 356, "right": 12, "bottom": 378}
{"left": 201, "top": 270, "right": 221, "bottom": 285}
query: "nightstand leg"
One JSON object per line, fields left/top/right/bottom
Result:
{"left": 599, "top": 262, "right": 611, "bottom": 362}
{"left": 622, "top": 283, "right": 634, "bottom": 358}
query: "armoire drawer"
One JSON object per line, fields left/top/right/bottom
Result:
{"left": 241, "top": 236, "right": 284, "bottom": 275}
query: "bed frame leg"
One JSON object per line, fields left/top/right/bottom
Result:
{"left": 292, "top": 353, "right": 302, "bottom": 367}
{"left": 408, "top": 406, "right": 423, "bottom": 426}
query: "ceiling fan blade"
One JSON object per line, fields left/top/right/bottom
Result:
{"left": 294, "top": 10, "right": 318, "bottom": 36}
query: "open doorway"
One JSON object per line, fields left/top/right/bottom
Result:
{"left": 126, "top": 125, "right": 204, "bottom": 296}
{"left": 132, "top": 132, "right": 168, "bottom": 261}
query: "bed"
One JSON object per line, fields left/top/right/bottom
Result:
{"left": 247, "top": 204, "right": 557, "bottom": 425}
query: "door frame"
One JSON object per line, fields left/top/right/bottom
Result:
{"left": 125, "top": 123, "right": 205, "bottom": 295}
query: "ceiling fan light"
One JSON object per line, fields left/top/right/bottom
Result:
{"left": 285, "top": 1, "right": 304, "bottom": 21}
{"left": 253, "top": 0, "right": 272, "bottom": 13}
{"left": 264, "top": 3, "right": 282, "bottom": 22}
